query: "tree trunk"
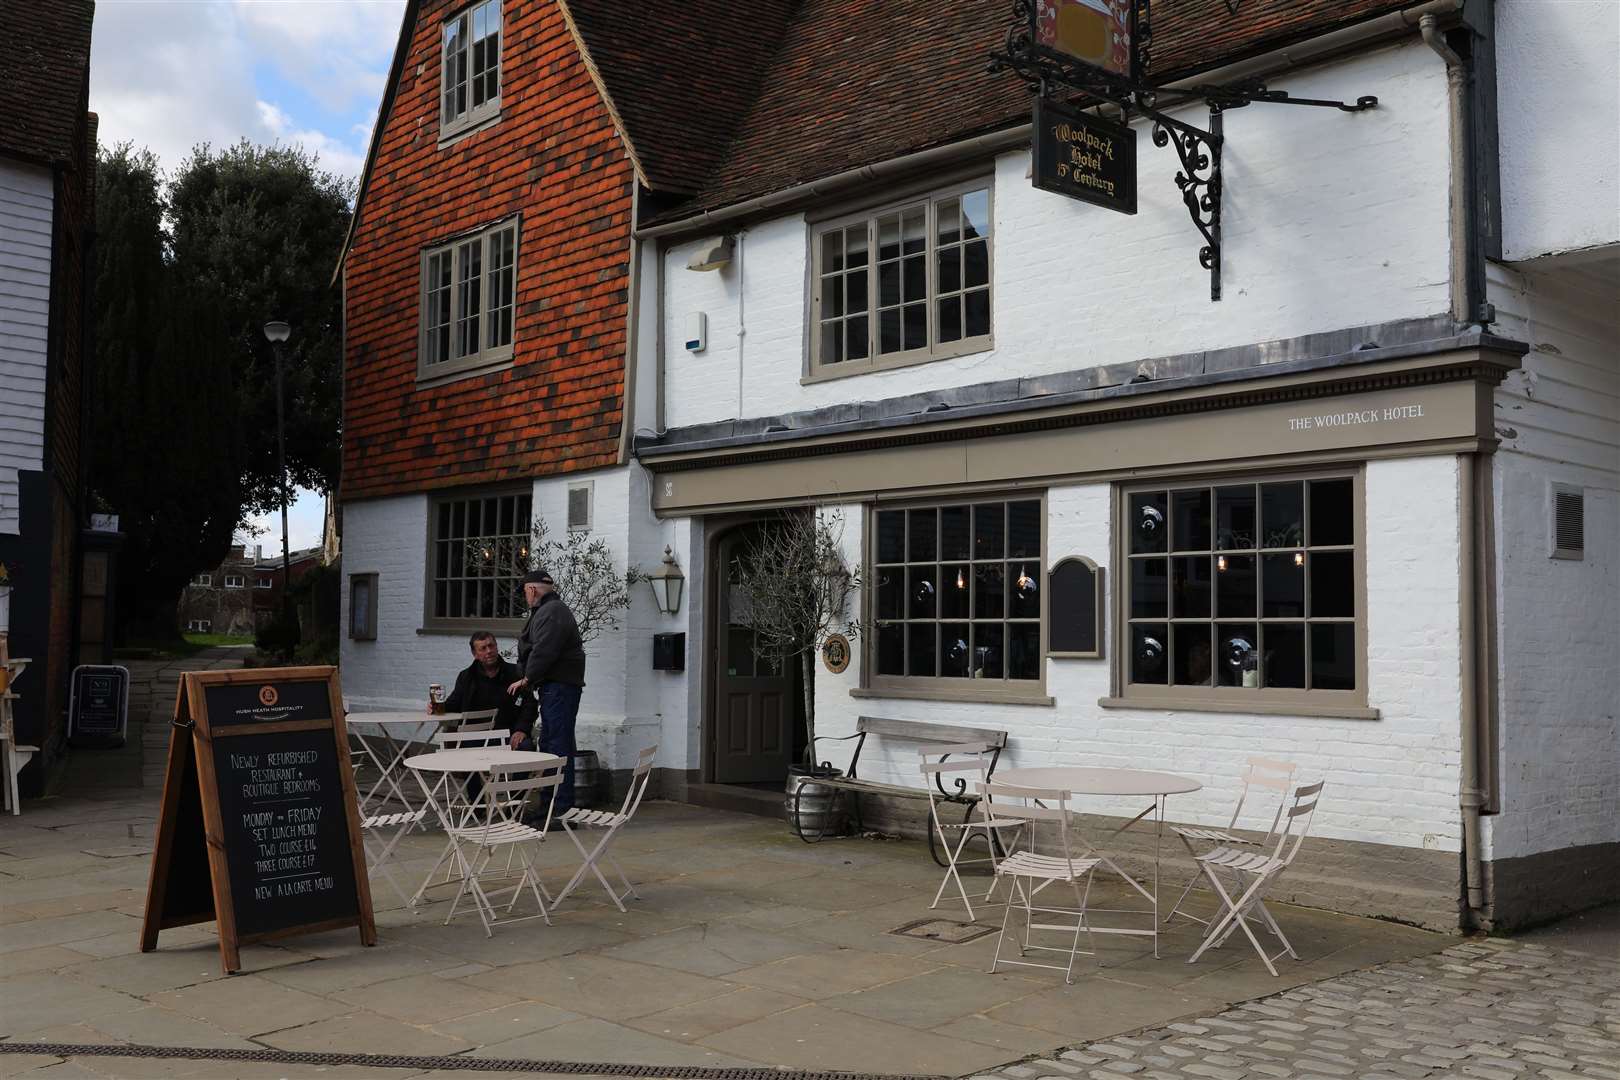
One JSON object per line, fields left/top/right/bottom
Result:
{"left": 801, "top": 648, "right": 816, "bottom": 766}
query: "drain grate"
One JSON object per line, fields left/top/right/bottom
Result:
{"left": 0, "top": 1042, "right": 946, "bottom": 1080}
{"left": 888, "top": 917, "right": 999, "bottom": 944}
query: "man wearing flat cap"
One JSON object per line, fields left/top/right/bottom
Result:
{"left": 508, "top": 569, "right": 586, "bottom": 815}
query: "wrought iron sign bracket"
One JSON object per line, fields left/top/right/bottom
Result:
{"left": 989, "top": 0, "right": 1378, "bottom": 301}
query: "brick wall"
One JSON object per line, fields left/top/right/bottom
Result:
{"left": 342, "top": 0, "right": 633, "bottom": 501}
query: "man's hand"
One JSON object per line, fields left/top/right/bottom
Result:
{"left": 510, "top": 731, "right": 525, "bottom": 750}
{"left": 506, "top": 678, "right": 527, "bottom": 695}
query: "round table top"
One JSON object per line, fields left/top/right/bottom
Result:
{"left": 346, "top": 710, "right": 451, "bottom": 726}
{"left": 995, "top": 766, "right": 1202, "bottom": 797}
{"left": 406, "top": 748, "right": 561, "bottom": 773}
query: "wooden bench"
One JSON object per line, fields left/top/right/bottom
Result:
{"left": 792, "top": 716, "right": 1009, "bottom": 864}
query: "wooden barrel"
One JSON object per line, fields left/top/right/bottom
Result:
{"left": 784, "top": 769, "right": 845, "bottom": 840}
{"left": 572, "top": 750, "right": 600, "bottom": 808}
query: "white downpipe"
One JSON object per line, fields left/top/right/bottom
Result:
{"left": 735, "top": 232, "right": 746, "bottom": 421}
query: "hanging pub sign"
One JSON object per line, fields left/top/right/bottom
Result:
{"left": 1031, "top": 0, "right": 1139, "bottom": 83}
{"left": 140, "top": 666, "right": 374, "bottom": 974}
{"left": 1032, "top": 98, "right": 1137, "bottom": 215}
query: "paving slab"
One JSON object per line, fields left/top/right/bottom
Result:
{"left": 597, "top": 920, "right": 816, "bottom": 976}
{"left": 699, "top": 1001, "right": 1018, "bottom": 1074}
{"left": 822, "top": 965, "right": 1049, "bottom": 1029}
{"left": 427, "top": 1000, "right": 583, "bottom": 1044}
{"left": 253, "top": 1011, "right": 474, "bottom": 1056}
{"left": 465, "top": 952, "right": 737, "bottom": 1021}
{"left": 625, "top": 986, "right": 810, "bottom": 1041}
{"left": 471, "top": 1015, "right": 765, "bottom": 1067}
{"left": 149, "top": 975, "right": 339, "bottom": 1036}
{"left": 329, "top": 972, "right": 523, "bottom": 1024}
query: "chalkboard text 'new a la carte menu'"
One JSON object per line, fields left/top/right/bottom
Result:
{"left": 141, "top": 666, "right": 374, "bottom": 974}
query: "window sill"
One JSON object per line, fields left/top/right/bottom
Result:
{"left": 801, "top": 337, "right": 993, "bottom": 386}
{"left": 1097, "top": 696, "right": 1380, "bottom": 721}
{"left": 852, "top": 685, "right": 1054, "bottom": 707}
{"left": 438, "top": 108, "right": 502, "bottom": 149}
{"left": 417, "top": 620, "right": 525, "bottom": 636}
{"left": 417, "top": 354, "right": 514, "bottom": 389}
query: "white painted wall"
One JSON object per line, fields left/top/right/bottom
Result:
{"left": 339, "top": 465, "right": 693, "bottom": 772}
{"left": 0, "top": 159, "right": 53, "bottom": 535}
{"left": 657, "top": 42, "right": 1452, "bottom": 430}
{"left": 1495, "top": 0, "right": 1620, "bottom": 262}
{"left": 1485, "top": 258, "right": 1620, "bottom": 860}
{"left": 808, "top": 456, "right": 1467, "bottom": 853}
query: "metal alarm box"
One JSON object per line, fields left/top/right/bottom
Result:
{"left": 652, "top": 633, "right": 685, "bottom": 671}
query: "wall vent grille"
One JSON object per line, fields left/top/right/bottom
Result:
{"left": 1551, "top": 483, "right": 1584, "bottom": 560}
{"left": 567, "top": 483, "right": 592, "bottom": 532}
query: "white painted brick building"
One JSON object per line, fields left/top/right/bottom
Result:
{"left": 341, "top": 0, "right": 1616, "bottom": 931}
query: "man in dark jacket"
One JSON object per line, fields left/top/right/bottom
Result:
{"left": 507, "top": 569, "right": 586, "bottom": 814}
{"left": 431, "top": 630, "right": 536, "bottom": 747}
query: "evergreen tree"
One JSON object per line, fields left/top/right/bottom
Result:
{"left": 168, "top": 141, "right": 353, "bottom": 512}
{"left": 91, "top": 146, "right": 241, "bottom": 636}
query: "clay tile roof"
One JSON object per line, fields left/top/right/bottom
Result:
{"left": 0, "top": 0, "right": 94, "bottom": 166}
{"left": 562, "top": 0, "right": 799, "bottom": 195}
{"left": 626, "top": 0, "right": 1414, "bottom": 223}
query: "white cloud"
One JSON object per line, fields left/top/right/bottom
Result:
{"left": 89, "top": 0, "right": 405, "bottom": 183}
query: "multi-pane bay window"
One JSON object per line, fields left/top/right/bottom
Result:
{"left": 427, "top": 489, "right": 531, "bottom": 628}
{"left": 1120, "top": 472, "right": 1364, "bottom": 708}
{"left": 811, "top": 182, "right": 992, "bottom": 377}
{"left": 420, "top": 217, "right": 517, "bottom": 379}
{"left": 441, "top": 0, "right": 501, "bottom": 137}
{"left": 871, "top": 497, "right": 1043, "bottom": 693}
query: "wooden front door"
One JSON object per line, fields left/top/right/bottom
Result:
{"left": 711, "top": 527, "right": 795, "bottom": 784}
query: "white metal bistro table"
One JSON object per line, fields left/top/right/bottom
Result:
{"left": 995, "top": 766, "right": 1202, "bottom": 957}
{"left": 404, "top": 748, "right": 562, "bottom": 908}
{"left": 345, "top": 710, "right": 455, "bottom": 822}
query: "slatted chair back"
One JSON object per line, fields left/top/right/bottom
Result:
{"left": 453, "top": 708, "right": 500, "bottom": 732}
{"left": 917, "top": 741, "right": 996, "bottom": 823}
{"left": 481, "top": 759, "right": 565, "bottom": 832}
{"left": 433, "top": 727, "right": 511, "bottom": 749}
{"left": 1228, "top": 756, "right": 1298, "bottom": 838}
{"left": 618, "top": 744, "right": 658, "bottom": 821}
{"left": 1269, "top": 780, "right": 1325, "bottom": 868}
{"left": 978, "top": 781, "right": 1082, "bottom": 867}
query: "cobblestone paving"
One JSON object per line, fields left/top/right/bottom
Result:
{"left": 974, "top": 938, "right": 1620, "bottom": 1080}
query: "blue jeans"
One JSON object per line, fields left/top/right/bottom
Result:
{"left": 524, "top": 681, "right": 581, "bottom": 816}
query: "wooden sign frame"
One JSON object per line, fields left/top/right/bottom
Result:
{"left": 140, "top": 665, "right": 375, "bottom": 973}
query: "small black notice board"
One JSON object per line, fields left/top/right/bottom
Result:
{"left": 1032, "top": 98, "right": 1137, "bottom": 216}
{"left": 140, "top": 666, "right": 374, "bottom": 973}
{"left": 1048, "top": 557, "right": 1105, "bottom": 658}
{"left": 69, "top": 664, "right": 130, "bottom": 745}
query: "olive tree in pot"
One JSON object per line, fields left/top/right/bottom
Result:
{"left": 731, "top": 510, "right": 862, "bottom": 838}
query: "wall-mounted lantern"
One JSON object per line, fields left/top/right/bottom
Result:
{"left": 647, "top": 546, "right": 685, "bottom": 616}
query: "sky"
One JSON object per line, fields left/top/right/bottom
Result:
{"left": 88, "top": 0, "right": 406, "bottom": 557}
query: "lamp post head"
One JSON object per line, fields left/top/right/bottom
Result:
{"left": 263, "top": 320, "right": 291, "bottom": 344}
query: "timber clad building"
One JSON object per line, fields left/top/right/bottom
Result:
{"left": 0, "top": 0, "right": 96, "bottom": 793}
{"left": 338, "top": 0, "right": 1619, "bottom": 931}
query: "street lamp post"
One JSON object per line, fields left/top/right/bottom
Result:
{"left": 262, "top": 320, "right": 293, "bottom": 624}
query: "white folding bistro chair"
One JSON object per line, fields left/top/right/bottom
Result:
{"left": 360, "top": 806, "right": 428, "bottom": 909}
{"left": 449, "top": 708, "right": 499, "bottom": 732}
{"left": 982, "top": 781, "right": 1102, "bottom": 985}
{"left": 413, "top": 727, "right": 513, "bottom": 896}
{"left": 920, "top": 742, "right": 1025, "bottom": 921}
{"left": 1186, "top": 779, "right": 1325, "bottom": 976}
{"left": 442, "top": 758, "right": 566, "bottom": 936}
{"left": 553, "top": 745, "right": 656, "bottom": 912}
{"left": 1164, "top": 755, "right": 1297, "bottom": 926}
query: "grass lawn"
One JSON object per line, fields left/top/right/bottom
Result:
{"left": 114, "top": 632, "right": 254, "bottom": 659}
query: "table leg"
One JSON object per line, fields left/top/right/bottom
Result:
{"left": 1154, "top": 794, "right": 1164, "bottom": 959}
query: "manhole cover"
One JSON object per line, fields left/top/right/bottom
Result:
{"left": 888, "top": 917, "right": 998, "bottom": 943}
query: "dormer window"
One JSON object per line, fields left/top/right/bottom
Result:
{"left": 441, "top": 0, "right": 501, "bottom": 138}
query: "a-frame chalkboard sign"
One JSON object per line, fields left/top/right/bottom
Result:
{"left": 140, "top": 666, "right": 375, "bottom": 973}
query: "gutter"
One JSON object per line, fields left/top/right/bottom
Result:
{"left": 635, "top": 0, "right": 1467, "bottom": 243}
